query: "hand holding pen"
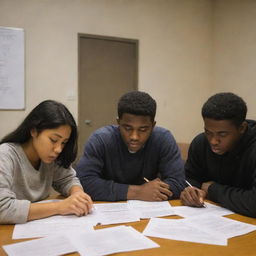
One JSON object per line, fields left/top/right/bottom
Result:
{"left": 138, "top": 177, "right": 172, "bottom": 201}
{"left": 180, "top": 180, "right": 206, "bottom": 208}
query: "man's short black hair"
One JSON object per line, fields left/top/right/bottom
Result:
{"left": 118, "top": 91, "right": 156, "bottom": 122}
{"left": 201, "top": 92, "right": 247, "bottom": 127}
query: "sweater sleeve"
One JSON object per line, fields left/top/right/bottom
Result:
{"left": 186, "top": 135, "right": 256, "bottom": 217}
{"left": 157, "top": 130, "right": 185, "bottom": 199}
{"left": 207, "top": 149, "right": 256, "bottom": 218}
{"left": 0, "top": 152, "right": 30, "bottom": 224}
{"left": 185, "top": 135, "right": 208, "bottom": 188}
{"left": 208, "top": 182, "right": 256, "bottom": 217}
{"left": 76, "top": 134, "right": 128, "bottom": 201}
{"left": 52, "top": 166, "right": 82, "bottom": 197}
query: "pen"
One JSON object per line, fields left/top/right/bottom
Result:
{"left": 185, "top": 180, "right": 206, "bottom": 207}
{"left": 185, "top": 180, "right": 193, "bottom": 187}
{"left": 143, "top": 177, "right": 150, "bottom": 183}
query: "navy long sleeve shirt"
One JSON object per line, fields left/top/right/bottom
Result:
{"left": 76, "top": 125, "right": 185, "bottom": 201}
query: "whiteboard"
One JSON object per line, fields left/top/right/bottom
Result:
{"left": 0, "top": 27, "right": 25, "bottom": 109}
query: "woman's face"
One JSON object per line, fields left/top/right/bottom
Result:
{"left": 30, "top": 125, "right": 71, "bottom": 164}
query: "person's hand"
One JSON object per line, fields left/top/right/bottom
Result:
{"left": 57, "top": 191, "right": 93, "bottom": 217}
{"left": 137, "top": 178, "right": 173, "bottom": 201}
{"left": 180, "top": 186, "right": 206, "bottom": 207}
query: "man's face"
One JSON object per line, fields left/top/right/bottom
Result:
{"left": 117, "top": 113, "right": 155, "bottom": 153}
{"left": 204, "top": 118, "right": 246, "bottom": 155}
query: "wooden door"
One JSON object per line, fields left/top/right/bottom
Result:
{"left": 78, "top": 34, "right": 138, "bottom": 160}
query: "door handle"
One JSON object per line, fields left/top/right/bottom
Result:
{"left": 85, "top": 119, "right": 92, "bottom": 125}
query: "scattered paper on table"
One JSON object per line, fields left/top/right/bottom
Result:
{"left": 128, "top": 200, "right": 175, "bottom": 218}
{"left": 173, "top": 202, "right": 234, "bottom": 218}
{"left": 3, "top": 235, "right": 76, "bottom": 256}
{"left": 67, "top": 225, "right": 159, "bottom": 256}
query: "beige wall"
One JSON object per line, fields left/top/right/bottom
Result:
{"left": 213, "top": 0, "right": 256, "bottom": 119}
{"left": 2, "top": 0, "right": 255, "bottom": 145}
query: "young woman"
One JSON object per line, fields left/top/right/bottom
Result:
{"left": 0, "top": 100, "right": 93, "bottom": 224}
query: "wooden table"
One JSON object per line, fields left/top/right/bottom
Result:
{"left": 1, "top": 199, "right": 256, "bottom": 256}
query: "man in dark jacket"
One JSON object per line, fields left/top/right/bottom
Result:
{"left": 180, "top": 92, "right": 256, "bottom": 217}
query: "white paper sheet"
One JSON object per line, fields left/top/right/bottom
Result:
{"left": 68, "top": 225, "right": 159, "bottom": 256}
{"left": 96, "top": 210, "right": 140, "bottom": 225}
{"left": 128, "top": 200, "right": 175, "bottom": 218}
{"left": 173, "top": 202, "right": 234, "bottom": 217}
{"left": 3, "top": 235, "right": 76, "bottom": 256}
{"left": 94, "top": 203, "right": 129, "bottom": 212}
{"left": 93, "top": 202, "right": 140, "bottom": 225}
{"left": 143, "top": 217, "right": 227, "bottom": 246}
{"left": 184, "top": 214, "right": 256, "bottom": 239}
{"left": 12, "top": 217, "right": 94, "bottom": 239}
{"left": 29, "top": 209, "right": 101, "bottom": 226}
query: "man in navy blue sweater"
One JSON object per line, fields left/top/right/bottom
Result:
{"left": 76, "top": 91, "right": 185, "bottom": 201}
{"left": 180, "top": 92, "right": 256, "bottom": 217}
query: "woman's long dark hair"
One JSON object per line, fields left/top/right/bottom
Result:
{"left": 0, "top": 100, "right": 78, "bottom": 168}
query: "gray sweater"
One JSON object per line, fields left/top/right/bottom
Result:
{"left": 0, "top": 143, "right": 81, "bottom": 224}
